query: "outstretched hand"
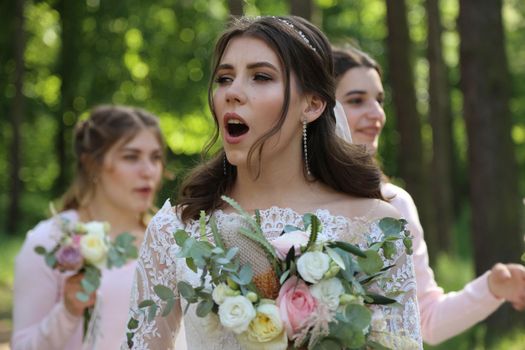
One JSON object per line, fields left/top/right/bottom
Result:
{"left": 488, "top": 263, "right": 525, "bottom": 311}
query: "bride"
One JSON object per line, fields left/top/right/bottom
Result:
{"left": 125, "top": 16, "right": 422, "bottom": 349}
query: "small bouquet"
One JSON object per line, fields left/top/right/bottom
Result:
{"left": 35, "top": 211, "right": 138, "bottom": 339}
{"left": 129, "top": 196, "right": 415, "bottom": 349}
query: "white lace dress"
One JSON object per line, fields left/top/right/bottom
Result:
{"left": 125, "top": 200, "right": 423, "bottom": 349}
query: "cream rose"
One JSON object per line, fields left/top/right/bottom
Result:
{"left": 218, "top": 295, "right": 256, "bottom": 334}
{"left": 80, "top": 232, "right": 109, "bottom": 269}
{"left": 309, "top": 278, "right": 344, "bottom": 310}
{"left": 246, "top": 303, "right": 284, "bottom": 342}
{"left": 296, "top": 251, "right": 330, "bottom": 284}
{"left": 84, "top": 222, "right": 107, "bottom": 237}
{"left": 212, "top": 283, "right": 238, "bottom": 305}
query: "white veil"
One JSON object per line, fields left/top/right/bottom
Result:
{"left": 333, "top": 101, "right": 353, "bottom": 144}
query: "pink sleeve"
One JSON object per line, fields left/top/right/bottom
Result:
{"left": 11, "top": 218, "right": 83, "bottom": 350}
{"left": 382, "top": 183, "right": 504, "bottom": 345}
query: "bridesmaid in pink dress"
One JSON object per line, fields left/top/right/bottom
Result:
{"left": 12, "top": 105, "right": 165, "bottom": 350}
{"left": 333, "top": 46, "right": 525, "bottom": 345}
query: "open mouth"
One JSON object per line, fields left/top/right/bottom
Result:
{"left": 226, "top": 119, "right": 249, "bottom": 137}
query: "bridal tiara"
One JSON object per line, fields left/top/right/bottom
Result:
{"left": 272, "top": 16, "right": 317, "bottom": 52}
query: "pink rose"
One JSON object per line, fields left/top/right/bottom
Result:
{"left": 276, "top": 276, "right": 317, "bottom": 338}
{"left": 271, "top": 231, "right": 309, "bottom": 260}
{"left": 56, "top": 245, "right": 83, "bottom": 271}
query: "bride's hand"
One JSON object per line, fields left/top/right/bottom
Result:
{"left": 63, "top": 273, "right": 97, "bottom": 317}
{"left": 488, "top": 263, "right": 525, "bottom": 311}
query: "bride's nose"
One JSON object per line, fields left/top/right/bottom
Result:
{"left": 225, "top": 78, "right": 247, "bottom": 105}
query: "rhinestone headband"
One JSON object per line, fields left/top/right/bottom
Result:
{"left": 273, "top": 17, "right": 317, "bottom": 52}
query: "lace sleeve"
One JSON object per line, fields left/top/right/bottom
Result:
{"left": 125, "top": 200, "right": 182, "bottom": 350}
{"left": 367, "top": 221, "right": 423, "bottom": 349}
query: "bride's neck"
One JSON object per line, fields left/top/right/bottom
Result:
{"left": 229, "top": 164, "right": 316, "bottom": 211}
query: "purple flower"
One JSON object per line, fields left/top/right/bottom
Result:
{"left": 56, "top": 245, "right": 84, "bottom": 271}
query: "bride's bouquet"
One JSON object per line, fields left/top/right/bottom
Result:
{"left": 129, "top": 196, "right": 415, "bottom": 349}
{"left": 35, "top": 211, "right": 138, "bottom": 339}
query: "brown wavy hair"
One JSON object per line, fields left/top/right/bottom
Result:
{"left": 62, "top": 105, "right": 165, "bottom": 219}
{"left": 179, "top": 16, "right": 383, "bottom": 222}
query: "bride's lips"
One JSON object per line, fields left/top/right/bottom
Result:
{"left": 223, "top": 112, "right": 249, "bottom": 144}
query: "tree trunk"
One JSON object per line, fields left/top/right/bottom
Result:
{"left": 290, "top": 0, "right": 312, "bottom": 20}
{"left": 7, "top": 0, "right": 25, "bottom": 234}
{"left": 228, "top": 0, "right": 243, "bottom": 17}
{"left": 385, "top": 0, "right": 437, "bottom": 259}
{"left": 425, "top": 0, "right": 454, "bottom": 252}
{"left": 458, "top": 0, "right": 524, "bottom": 336}
{"left": 53, "top": 0, "right": 83, "bottom": 196}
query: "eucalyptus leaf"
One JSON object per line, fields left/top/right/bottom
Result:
{"left": 81, "top": 277, "right": 96, "bottom": 294}
{"left": 239, "top": 264, "right": 253, "bottom": 284}
{"left": 196, "top": 299, "right": 214, "bottom": 317}
{"left": 34, "top": 246, "right": 47, "bottom": 255}
{"left": 343, "top": 304, "right": 372, "bottom": 331}
{"left": 325, "top": 246, "right": 346, "bottom": 270}
{"left": 177, "top": 281, "right": 196, "bottom": 300}
{"left": 127, "top": 317, "right": 139, "bottom": 330}
{"left": 225, "top": 247, "right": 239, "bottom": 261}
{"left": 154, "top": 284, "right": 175, "bottom": 301}
{"left": 186, "top": 257, "right": 197, "bottom": 273}
{"left": 147, "top": 304, "right": 158, "bottom": 322}
{"left": 174, "top": 229, "right": 190, "bottom": 247}
{"left": 284, "top": 224, "right": 301, "bottom": 233}
{"left": 378, "top": 217, "right": 404, "bottom": 237}
{"left": 364, "top": 293, "right": 397, "bottom": 305}
{"left": 329, "top": 241, "right": 366, "bottom": 258}
{"left": 382, "top": 241, "right": 396, "bottom": 260}
{"left": 138, "top": 300, "right": 155, "bottom": 308}
{"left": 311, "top": 338, "right": 342, "bottom": 350}
{"left": 357, "top": 250, "right": 383, "bottom": 274}
{"left": 162, "top": 298, "right": 175, "bottom": 317}
{"left": 76, "top": 292, "right": 89, "bottom": 302}
{"left": 44, "top": 254, "right": 57, "bottom": 268}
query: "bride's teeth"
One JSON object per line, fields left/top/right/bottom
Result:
{"left": 227, "top": 119, "right": 244, "bottom": 125}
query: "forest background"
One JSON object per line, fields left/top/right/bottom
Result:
{"left": 1, "top": 0, "right": 525, "bottom": 348}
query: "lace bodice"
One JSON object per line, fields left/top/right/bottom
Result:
{"left": 125, "top": 200, "right": 422, "bottom": 349}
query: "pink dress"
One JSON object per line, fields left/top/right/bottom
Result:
{"left": 12, "top": 211, "right": 137, "bottom": 350}
{"left": 382, "top": 183, "right": 504, "bottom": 345}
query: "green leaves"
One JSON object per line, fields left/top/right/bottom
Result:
{"left": 107, "top": 232, "right": 138, "bottom": 268}
{"left": 358, "top": 250, "right": 383, "bottom": 274}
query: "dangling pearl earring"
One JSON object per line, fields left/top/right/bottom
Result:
{"left": 303, "top": 119, "right": 310, "bottom": 176}
{"left": 223, "top": 154, "right": 227, "bottom": 176}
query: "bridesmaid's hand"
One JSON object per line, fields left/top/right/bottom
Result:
{"left": 63, "top": 273, "right": 97, "bottom": 317}
{"left": 488, "top": 263, "right": 525, "bottom": 311}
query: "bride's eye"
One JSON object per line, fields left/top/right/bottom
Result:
{"left": 253, "top": 73, "right": 272, "bottom": 82}
{"left": 215, "top": 75, "right": 233, "bottom": 85}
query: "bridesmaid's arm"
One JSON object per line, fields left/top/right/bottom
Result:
{"left": 383, "top": 183, "right": 504, "bottom": 345}
{"left": 12, "top": 220, "right": 82, "bottom": 350}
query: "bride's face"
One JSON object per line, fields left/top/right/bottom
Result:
{"left": 335, "top": 67, "right": 386, "bottom": 154}
{"left": 212, "top": 36, "right": 305, "bottom": 169}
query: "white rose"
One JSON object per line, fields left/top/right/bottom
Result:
{"left": 218, "top": 295, "right": 256, "bottom": 334}
{"left": 84, "top": 222, "right": 107, "bottom": 237}
{"left": 296, "top": 251, "right": 330, "bottom": 284}
{"left": 80, "top": 232, "right": 109, "bottom": 269}
{"left": 309, "top": 278, "right": 344, "bottom": 310}
{"left": 212, "top": 283, "right": 232, "bottom": 305}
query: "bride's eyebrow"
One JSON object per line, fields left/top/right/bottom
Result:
{"left": 216, "top": 62, "right": 278, "bottom": 72}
